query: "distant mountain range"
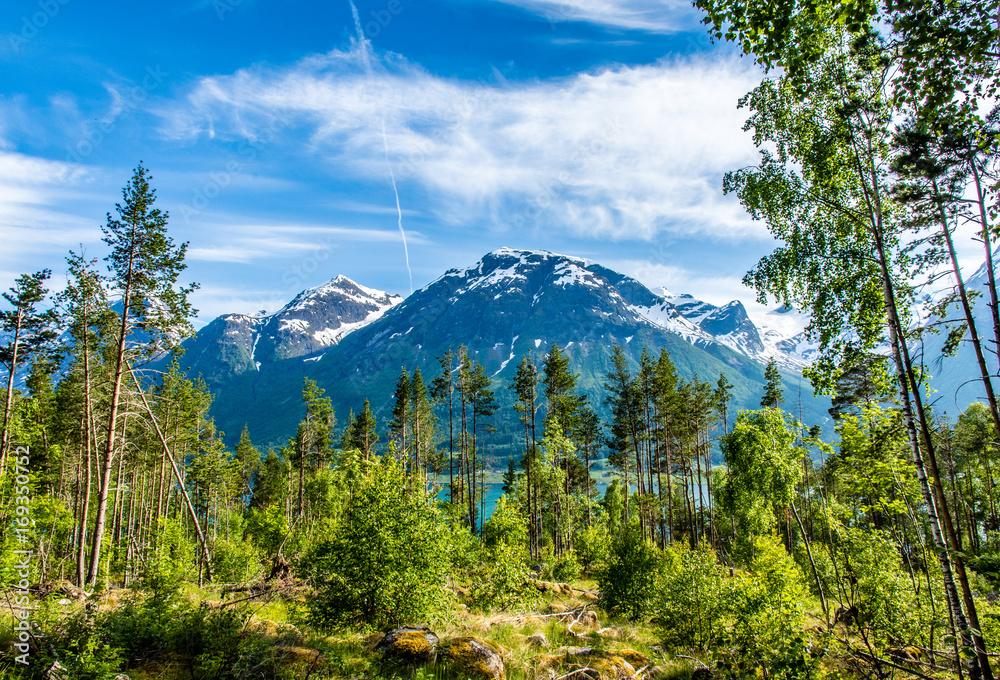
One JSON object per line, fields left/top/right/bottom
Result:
{"left": 921, "top": 254, "right": 1000, "bottom": 418}
{"left": 166, "top": 248, "right": 828, "bottom": 452}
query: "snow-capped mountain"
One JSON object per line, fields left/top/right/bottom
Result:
{"left": 652, "top": 291, "right": 814, "bottom": 369}
{"left": 170, "top": 248, "right": 825, "bottom": 447}
{"left": 921, "top": 250, "right": 1000, "bottom": 415}
{"left": 176, "top": 275, "right": 400, "bottom": 384}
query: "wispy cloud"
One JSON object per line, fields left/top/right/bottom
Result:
{"left": 488, "top": 0, "right": 701, "bottom": 32}
{"left": 0, "top": 151, "right": 101, "bottom": 276}
{"left": 158, "top": 44, "right": 765, "bottom": 245}
{"left": 185, "top": 222, "right": 429, "bottom": 263}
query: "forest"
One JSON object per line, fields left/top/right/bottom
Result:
{"left": 2, "top": 0, "right": 1000, "bottom": 678}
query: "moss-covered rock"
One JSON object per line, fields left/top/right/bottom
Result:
{"left": 376, "top": 626, "right": 440, "bottom": 664}
{"left": 252, "top": 618, "right": 304, "bottom": 645}
{"left": 275, "top": 645, "right": 321, "bottom": 666}
{"left": 526, "top": 633, "right": 549, "bottom": 649}
{"left": 551, "top": 647, "right": 639, "bottom": 680}
{"left": 441, "top": 636, "right": 505, "bottom": 680}
{"left": 613, "top": 649, "right": 650, "bottom": 669}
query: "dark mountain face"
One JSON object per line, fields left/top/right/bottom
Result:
{"left": 169, "top": 248, "right": 827, "bottom": 449}
{"left": 175, "top": 275, "right": 401, "bottom": 390}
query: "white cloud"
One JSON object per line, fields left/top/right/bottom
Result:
{"left": 185, "top": 222, "right": 428, "bottom": 263}
{"left": 0, "top": 151, "right": 101, "bottom": 276}
{"left": 488, "top": 0, "right": 701, "bottom": 32}
{"left": 188, "top": 284, "right": 290, "bottom": 324}
{"left": 158, "top": 44, "right": 766, "bottom": 244}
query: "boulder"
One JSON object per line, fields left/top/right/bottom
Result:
{"left": 561, "top": 648, "right": 637, "bottom": 680}
{"left": 441, "top": 636, "right": 505, "bottom": 680}
{"left": 275, "top": 646, "right": 320, "bottom": 665}
{"left": 613, "top": 649, "right": 650, "bottom": 669}
{"left": 252, "top": 619, "right": 304, "bottom": 645}
{"left": 691, "top": 667, "right": 714, "bottom": 680}
{"left": 526, "top": 633, "right": 549, "bottom": 649}
{"left": 376, "top": 625, "right": 440, "bottom": 664}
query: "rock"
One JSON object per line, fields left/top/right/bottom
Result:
{"left": 533, "top": 653, "right": 564, "bottom": 670}
{"left": 526, "top": 633, "right": 549, "bottom": 648}
{"left": 252, "top": 619, "right": 304, "bottom": 644}
{"left": 275, "top": 646, "right": 320, "bottom": 665}
{"left": 44, "top": 662, "right": 69, "bottom": 680}
{"left": 441, "top": 636, "right": 505, "bottom": 680}
{"left": 561, "top": 648, "right": 637, "bottom": 680}
{"left": 613, "top": 649, "right": 650, "bottom": 668}
{"left": 580, "top": 591, "right": 600, "bottom": 603}
{"left": 691, "top": 667, "right": 714, "bottom": 680}
{"left": 55, "top": 580, "right": 87, "bottom": 600}
{"left": 376, "top": 626, "right": 440, "bottom": 664}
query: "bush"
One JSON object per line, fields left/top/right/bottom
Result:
{"left": 550, "top": 551, "right": 580, "bottom": 582}
{"left": 307, "top": 456, "right": 451, "bottom": 630}
{"left": 598, "top": 524, "right": 662, "bottom": 621}
{"left": 213, "top": 537, "right": 265, "bottom": 583}
{"left": 575, "top": 523, "right": 611, "bottom": 575}
{"left": 655, "top": 541, "right": 732, "bottom": 651}
{"left": 725, "top": 535, "right": 814, "bottom": 679}
{"left": 482, "top": 494, "right": 528, "bottom": 550}
{"left": 471, "top": 541, "right": 540, "bottom": 612}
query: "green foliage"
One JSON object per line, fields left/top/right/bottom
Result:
{"left": 597, "top": 523, "right": 662, "bottom": 621}
{"left": 213, "top": 537, "right": 265, "bottom": 583}
{"left": 726, "top": 535, "right": 813, "bottom": 679}
{"left": 246, "top": 504, "right": 290, "bottom": 556}
{"left": 549, "top": 551, "right": 580, "bottom": 582}
{"left": 481, "top": 494, "right": 528, "bottom": 551}
{"left": 719, "top": 408, "right": 804, "bottom": 541}
{"left": 471, "top": 540, "right": 540, "bottom": 612}
{"left": 655, "top": 541, "right": 732, "bottom": 652}
{"left": 307, "top": 455, "right": 451, "bottom": 630}
{"left": 575, "top": 523, "right": 611, "bottom": 575}
{"left": 177, "top": 605, "right": 293, "bottom": 680}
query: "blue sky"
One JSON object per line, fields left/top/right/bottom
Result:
{"left": 1, "top": 0, "right": 786, "bottom": 327}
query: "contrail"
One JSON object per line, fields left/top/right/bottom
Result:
{"left": 349, "top": 0, "right": 413, "bottom": 293}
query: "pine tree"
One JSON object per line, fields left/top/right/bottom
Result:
{"left": 467, "top": 361, "right": 496, "bottom": 532}
{"left": 297, "top": 378, "right": 335, "bottom": 518}
{"left": 234, "top": 426, "right": 261, "bottom": 510}
{"left": 714, "top": 372, "right": 734, "bottom": 437}
{"left": 509, "top": 354, "right": 540, "bottom": 558}
{"left": 761, "top": 358, "right": 784, "bottom": 408}
{"left": 604, "top": 344, "right": 641, "bottom": 524}
{"left": 0, "top": 269, "right": 59, "bottom": 470}
{"left": 389, "top": 368, "right": 411, "bottom": 460}
{"left": 354, "top": 399, "right": 378, "bottom": 460}
{"left": 89, "top": 163, "right": 197, "bottom": 586}
{"left": 409, "top": 368, "right": 435, "bottom": 486}
{"left": 431, "top": 348, "right": 457, "bottom": 503}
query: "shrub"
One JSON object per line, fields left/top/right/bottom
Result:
{"left": 482, "top": 494, "right": 528, "bottom": 551}
{"left": 575, "top": 523, "right": 611, "bottom": 575}
{"left": 725, "top": 535, "right": 814, "bottom": 679}
{"left": 655, "top": 541, "right": 732, "bottom": 651}
{"left": 550, "top": 551, "right": 580, "bottom": 582}
{"left": 471, "top": 541, "right": 540, "bottom": 612}
{"left": 213, "top": 537, "right": 265, "bottom": 583}
{"left": 597, "top": 524, "right": 662, "bottom": 621}
{"left": 307, "top": 456, "right": 451, "bottom": 630}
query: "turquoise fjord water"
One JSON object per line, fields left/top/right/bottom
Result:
{"left": 434, "top": 482, "right": 611, "bottom": 522}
